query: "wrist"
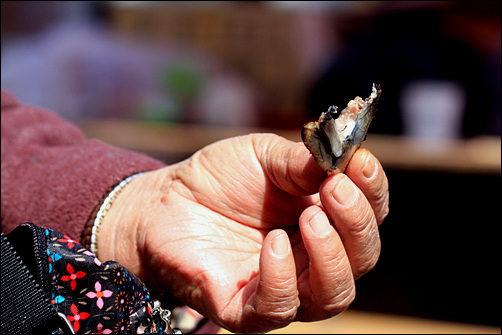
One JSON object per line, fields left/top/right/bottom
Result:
{"left": 95, "top": 172, "right": 147, "bottom": 262}
{"left": 95, "top": 167, "right": 174, "bottom": 282}
{"left": 90, "top": 172, "right": 145, "bottom": 256}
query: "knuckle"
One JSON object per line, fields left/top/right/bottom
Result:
{"left": 296, "top": 275, "right": 356, "bottom": 323}
{"left": 369, "top": 180, "right": 389, "bottom": 206}
{"left": 378, "top": 200, "right": 390, "bottom": 224}
{"left": 346, "top": 201, "right": 375, "bottom": 237}
{"left": 255, "top": 304, "right": 298, "bottom": 331}
{"left": 353, "top": 236, "right": 381, "bottom": 279}
{"left": 319, "top": 268, "right": 356, "bottom": 313}
{"left": 342, "top": 197, "right": 382, "bottom": 279}
{"left": 323, "top": 284, "right": 356, "bottom": 317}
{"left": 336, "top": 287, "right": 356, "bottom": 312}
{"left": 368, "top": 181, "right": 389, "bottom": 225}
{"left": 264, "top": 305, "right": 298, "bottom": 322}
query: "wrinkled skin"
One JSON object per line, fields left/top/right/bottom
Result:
{"left": 97, "top": 134, "right": 389, "bottom": 334}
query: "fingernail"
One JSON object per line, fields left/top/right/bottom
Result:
{"left": 362, "top": 154, "right": 377, "bottom": 179}
{"left": 309, "top": 210, "right": 331, "bottom": 237}
{"left": 272, "top": 233, "right": 289, "bottom": 256}
{"left": 333, "top": 176, "right": 356, "bottom": 206}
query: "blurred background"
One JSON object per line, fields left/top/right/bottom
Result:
{"left": 2, "top": 1, "right": 500, "bottom": 333}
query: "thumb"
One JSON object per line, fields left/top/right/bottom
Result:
{"left": 253, "top": 133, "right": 325, "bottom": 195}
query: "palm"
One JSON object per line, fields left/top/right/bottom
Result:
{"left": 107, "top": 133, "right": 389, "bottom": 333}
{"left": 143, "top": 135, "right": 317, "bottom": 331}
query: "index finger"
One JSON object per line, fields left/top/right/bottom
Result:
{"left": 253, "top": 134, "right": 325, "bottom": 195}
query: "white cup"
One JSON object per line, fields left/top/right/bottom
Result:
{"left": 400, "top": 79, "right": 466, "bottom": 140}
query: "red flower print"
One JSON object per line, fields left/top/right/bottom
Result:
{"left": 57, "top": 235, "right": 79, "bottom": 249}
{"left": 67, "top": 303, "right": 90, "bottom": 332}
{"left": 61, "top": 263, "right": 86, "bottom": 290}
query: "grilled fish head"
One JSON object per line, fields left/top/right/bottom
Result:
{"left": 302, "top": 84, "right": 381, "bottom": 175}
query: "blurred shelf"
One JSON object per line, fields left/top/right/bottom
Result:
{"left": 80, "top": 119, "right": 501, "bottom": 175}
{"left": 216, "top": 309, "right": 501, "bottom": 334}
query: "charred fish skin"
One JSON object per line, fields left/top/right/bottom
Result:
{"left": 302, "top": 84, "right": 381, "bottom": 175}
{"left": 301, "top": 107, "right": 340, "bottom": 172}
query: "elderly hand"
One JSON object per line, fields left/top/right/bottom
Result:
{"left": 97, "top": 134, "right": 389, "bottom": 333}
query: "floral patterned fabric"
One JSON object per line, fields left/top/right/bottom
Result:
{"left": 42, "top": 225, "right": 174, "bottom": 334}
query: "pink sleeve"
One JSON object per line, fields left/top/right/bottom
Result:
{"left": 1, "top": 90, "right": 166, "bottom": 239}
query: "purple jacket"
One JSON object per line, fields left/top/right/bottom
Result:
{"left": 1, "top": 90, "right": 222, "bottom": 333}
{"left": 1, "top": 90, "right": 165, "bottom": 237}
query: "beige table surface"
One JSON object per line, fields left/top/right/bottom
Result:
{"left": 217, "top": 309, "right": 500, "bottom": 334}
